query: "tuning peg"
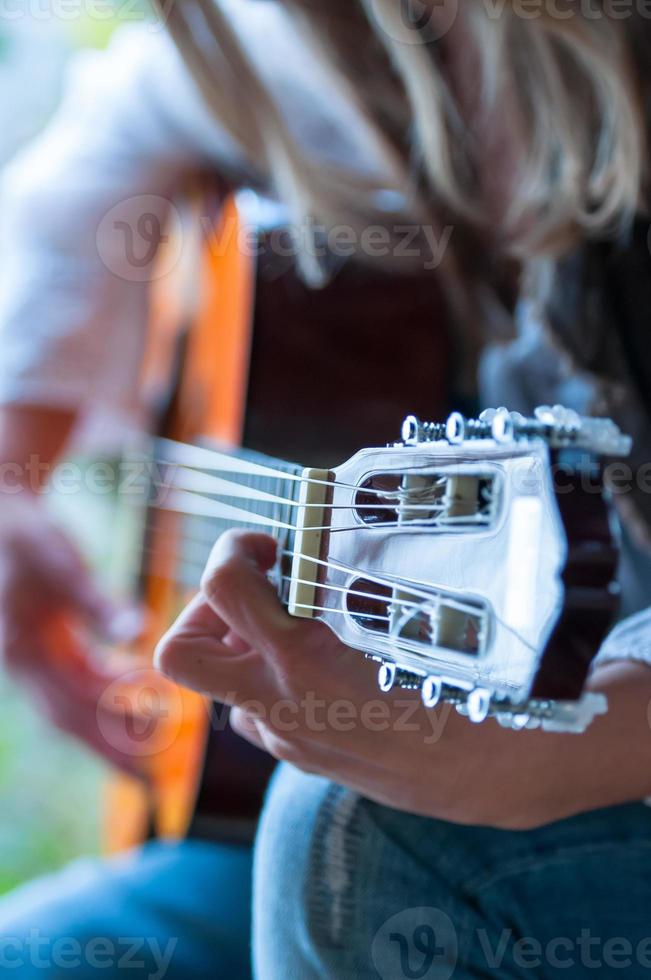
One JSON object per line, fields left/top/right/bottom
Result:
{"left": 421, "top": 675, "right": 443, "bottom": 708}
{"left": 535, "top": 405, "right": 632, "bottom": 456}
{"left": 378, "top": 663, "right": 397, "bottom": 692}
{"left": 402, "top": 406, "right": 631, "bottom": 456}
{"left": 466, "top": 688, "right": 492, "bottom": 724}
{"left": 377, "top": 663, "right": 423, "bottom": 692}
{"left": 445, "top": 412, "right": 493, "bottom": 444}
{"left": 401, "top": 415, "right": 446, "bottom": 446}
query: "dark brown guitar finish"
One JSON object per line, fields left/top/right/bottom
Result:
{"left": 245, "top": 234, "right": 451, "bottom": 466}
{"left": 191, "top": 246, "right": 451, "bottom": 838}
{"left": 532, "top": 460, "right": 620, "bottom": 701}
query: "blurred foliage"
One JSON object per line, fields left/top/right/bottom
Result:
{"left": 0, "top": 7, "right": 155, "bottom": 902}
{"left": 66, "top": 0, "right": 155, "bottom": 49}
{"left": 0, "top": 466, "right": 146, "bottom": 897}
{"left": 0, "top": 678, "right": 104, "bottom": 896}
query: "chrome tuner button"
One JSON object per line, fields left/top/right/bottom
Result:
{"left": 445, "top": 412, "right": 466, "bottom": 445}
{"left": 422, "top": 676, "right": 443, "bottom": 708}
{"left": 401, "top": 416, "right": 446, "bottom": 446}
{"left": 511, "top": 713, "right": 531, "bottom": 731}
{"left": 491, "top": 408, "right": 514, "bottom": 444}
{"left": 401, "top": 415, "right": 420, "bottom": 446}
{"left": 378, "top": 663, "right": 397, "bottom": 693}
{"left": 467, "top": 688, "right": 492, "bottom": 724}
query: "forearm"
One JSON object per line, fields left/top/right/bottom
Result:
{"left": 0, "top": 404, "right": 78, "bottom": 491}
{"left": 543, "top": 663, "right": 651, "bottom": 819}
{"left": 485, "top": 662, "right": 651, "bottom": 831}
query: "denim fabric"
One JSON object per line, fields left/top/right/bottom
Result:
{"left": 0, "top": 840, "right": 253, "bottom": 978}
{"left": 254, "top": 763, "right": 651, "bottom": 979}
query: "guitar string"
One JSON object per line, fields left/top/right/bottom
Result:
{"left": 278, "top": 549, "right": 536, "bottom": 653}
{"left": 155, "top": 438, "right": 398, "bottom": 497}
{"left": 278, "top": 551, "right": 490, "bottom": 616}
{"left": 148, "top": 453, "right": 485, "bottom": 528}
{"left": 154, "top": 438, "right": 463, "bottom": 500}
{"left": 126, "top": 536, "right": 536, "bottom": 654}
{"left": 128, "top": 531, "right": 484, "bottom": 619}
{"left": 153, "top": 468, "right": 447, "bottom": 511}
{"left": 136, "top": 505, "right": 479, "bottom": 589}
{"left": 134, "top": 475, "right": 486, "bottom": 609}
{"left": 116, "top": 458, "right": 534, "bottom": 651}
{"left": 289, "top": 603, "right": 392, "bottom": 623}
{"left": 142, "top": 504, "right": 484, "bottom": 567}
{"left": 126, "top": 462, "right": 495, "bottom": 620}
{"left": 131, "top": 540, "right": 429, "bottom": 613}
{"left": 279, "top": 576, "right": 434, "bottom": 613}
{"left": 155, "top": 485, "right": 444, "bottom": 512}
{"left": 152, "top": 489, "right": 450, "bottom": 534}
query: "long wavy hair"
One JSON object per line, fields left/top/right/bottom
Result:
{"left": 161, "top": 0, "right": 651, "bottom": 537}
{"left": 162, "top": 0, "right": 648, "bottom": 267}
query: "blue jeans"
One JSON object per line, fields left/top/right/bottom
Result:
{"left": 254, "top": 763, "right": 651, "bottom": 979}
{"left": 0, "top": 840, "right": 252, "bottom": 978}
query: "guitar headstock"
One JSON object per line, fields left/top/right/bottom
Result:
{"left": 288, "top": 406, "right": 632, "bottom": 733}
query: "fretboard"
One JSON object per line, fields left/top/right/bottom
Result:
{"left": 152, "top": 438, "right": 304, "bottom": 605}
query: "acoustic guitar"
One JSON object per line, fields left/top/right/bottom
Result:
{"left": 100, "top": 187, "right": 453, "bottom": 851}
{"left": 93, "top": 189, "right": 628, "bottom": 852}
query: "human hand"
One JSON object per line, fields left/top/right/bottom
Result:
{"left": 156, "top": 529, "right": 651, "bottom": 830}
{"left": 0, "top": 489, "right": 144, "bottom": 773}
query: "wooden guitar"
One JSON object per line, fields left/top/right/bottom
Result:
{"left": 98, "top": 191, "right": 630, "bottom": 852}
{"left": 102, "top": 189, "right": 452, "bottom": 850}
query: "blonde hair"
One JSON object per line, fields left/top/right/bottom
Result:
{"left": 162, "top": 0, "right": 647, "bottom": 277}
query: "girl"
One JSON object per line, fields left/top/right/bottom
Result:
{"left": 2, "top": 1, "right": 651, "bottom": 976}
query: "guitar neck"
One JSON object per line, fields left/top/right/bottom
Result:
{"left": 151, "top": 438, "right": 307, "bottom": 605}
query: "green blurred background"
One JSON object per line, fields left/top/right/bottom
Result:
{"left": 0, "top": 8, "right": 149, "bottom": 896}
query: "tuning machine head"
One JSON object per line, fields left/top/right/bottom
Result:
{"left": 401, "top": 407, "right": 632, "bottom": 458}
{"left": 401, "top": 415, "right": 446, "bottom": 446}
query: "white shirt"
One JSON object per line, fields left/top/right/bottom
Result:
{"left": 0, "top": 2, "right": 383, "bottom": 428}
{"left": 0, "top": 3, "right": 649, "bottom": 671}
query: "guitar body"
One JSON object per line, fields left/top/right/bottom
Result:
{"left": 105, "top": 191, "right": 450, "bottom": 850}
